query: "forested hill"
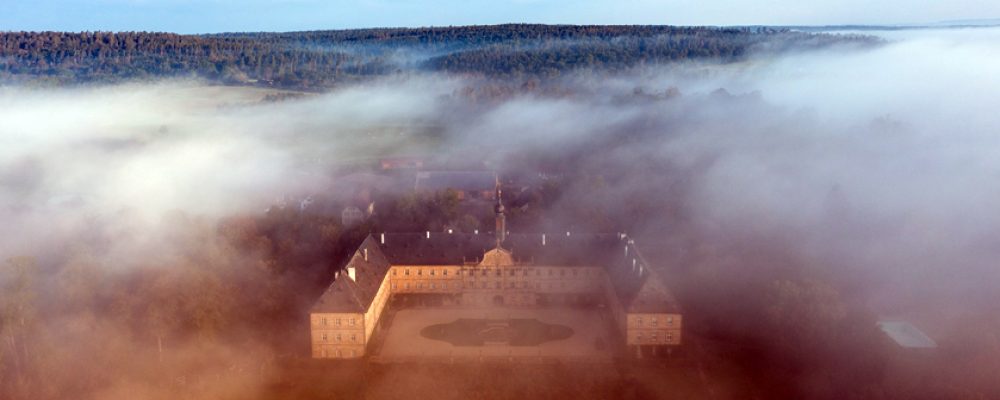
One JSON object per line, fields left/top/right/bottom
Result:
{"left": 0, "top": 24, "right": 878, "bottom": 89}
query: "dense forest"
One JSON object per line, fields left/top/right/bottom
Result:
{"left": 0, "top": 25, "right": 878, "bottom": 88}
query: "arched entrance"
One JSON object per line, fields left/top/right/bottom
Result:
{"left": 492, "top": 295, "right": 504, "bottom": 306}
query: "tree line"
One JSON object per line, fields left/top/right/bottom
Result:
{"left": 0, "top": 25, "right": 879, "bottom": 88}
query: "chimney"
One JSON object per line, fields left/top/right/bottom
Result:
{"left": 542, "top": 234, "right": 546, "bottom": 246}
{"left": 347, "top": 266, "right": 356, "bottom": 282}
{"left": 364, "top": 248, "right": 369, "bottom": 261}
{"left": 380, "top": 233, "right": 385, "bottom": 244}
{"left": 426, "top": 231, "right": 430, "bottom": 239}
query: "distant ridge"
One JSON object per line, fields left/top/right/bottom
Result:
{"left": 783, "top": 19, "right": 1000, "bottom": 32}
{"left": 932, "top": 18, "right": 1000, "bottom": 27}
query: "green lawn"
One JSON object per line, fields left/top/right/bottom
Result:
{"left": 420, "top": 318, "right": 574, "bottom": 346}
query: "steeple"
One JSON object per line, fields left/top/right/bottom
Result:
{"left": 494, "top": 173, "right": 506, "bottom": 248}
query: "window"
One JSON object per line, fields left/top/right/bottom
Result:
{"left": 430, "top": 283, "right": 436, "bottom": 289}
{"left": 430, "top": 269, "right": 435, "bottom": 276}
{"left": 560, "top": 270, "right": 566, "bottom": 277}
{"left": 417, "top": 269, "right": 422, "bottom": 276}
{"left": 667, "top": 333, "right": 674, "bottom": 341}
{"left": 418, "top": 283, "right": 423, "bottom": 289}
{"left": 482, "top": 269, "right": 487, "bottom": 276}
{"left": 405, "top": 269, "right": 410, "bottom": 276}
{"left": 443, "top": 269, "right": 448, "bottom": 276}
{"left": 322, "top": 333, "right": 328, "bottom": 342}
{"left": 495, "top": 269, "right": 501, "bottom": 276}
{"left": 652, "top": 317, "right": 658, "bottom": 327}
{"left": 392, "top": 269, "right": 397, "bottom": 276}
{"left": 350, "top": 350, "right": 356, "bottom": 357}
{"left": 480, "top": 282, "right": 486, "bottom": 289}
{"left": 322, "top": 318, "right": 328, "bottom": 326}
{"left": 351, "top": 334, "right": 357, "bottom": 342}
{"left": 535, "top": 269, "right": 540, "bottom": 276}
{"left": 637, "top": 332, "right": 644, "bottom": 342}
{"left": 336, "top": 333, "right": 342, "bottom": 342}
{"left": 337, "top": 350, "right": 343, "bottom": 358}
{"left": 495, "top": 282, "right": 501, "bottom": 289}
{"left": 548, "top": 270, "right": 553, "bottom": 276}
{"left": 510, "top": 270, "right": 515, "bottom": 276}
{"left": 636, "top": 317, "right": 643, "bottom": 327}
{"left": 405, "top": 283, "right": 410, "bottom": 289}
{"left": 391, "top": 283, "right": 397, "bottom": 289}
{"left": 572, "top": 270, "right": 578, "bottom": 277}
{"left": 350, "top": 318, "right": 356, "bottom": 326}
{"left": 651, "top": 332, "right": 658, "bottom": 342}
{"left": 322, "top": 349, "right": 327, "bottom": 357}
{"left": 336, "top": 318, "right": 341, "bottom": 326}
{"left": 523, "top": 269, "right": 528, "bottom": 276}
{"left": 667, "top": 317, "right": 674, "bottom": 326}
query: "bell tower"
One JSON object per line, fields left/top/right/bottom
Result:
{"left": 494, "top": 173, "right": 506, "bottom": 249}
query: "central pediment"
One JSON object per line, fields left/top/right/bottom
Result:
{"left": 480, "top": 247, "right": 514, "bottom": 267}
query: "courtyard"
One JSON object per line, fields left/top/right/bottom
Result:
{"left": 374, "top": 308, "right": 616, "bottom": 362}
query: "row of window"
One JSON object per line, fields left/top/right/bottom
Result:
{"left": 319, "top": 317, "right": 357, "bottom": 327}
{"left": 635, "top": 316, "right": 674, "bottom": 328}
{"left": 319, "top": 349, "right": 357, "bottom": 358}
{"left": 389, "top": 281, "right": 597, "bottom": 291}
{"left": 394, "top": 268, "right": 596, "bottom": 278}
{"left": 391, "top": 282, "right": 461, "bottom": 290}
{"left": 463, "top": 275, "right": 598, "bottom": 283}
{"left": 489, "top": 281, "right": 589, "bottom": 290}
{"left": 636, "top": 331, "right": 675, "bottom": 343}
{"left": 396, "top": 268, "right": 453, "bottom": 277}
{"left": 320, "top": 332, "right": 359, "bottom": 343}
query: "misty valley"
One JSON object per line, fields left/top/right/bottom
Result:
{"left": 1, "top": 24, "right": 1000, "bottom": 400}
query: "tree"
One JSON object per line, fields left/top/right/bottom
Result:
{"left": 458, "top": 214, "right": 481, "bottom": 232}
{"left": 765, "top": 279, "right": 848, "bottom": 347}
{"left": 433, "top": 189, "right": 461, "bottom": 226}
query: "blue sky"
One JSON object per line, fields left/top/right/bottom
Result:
{"left": 3, "top": 0, "right": 999, "bottom": 33}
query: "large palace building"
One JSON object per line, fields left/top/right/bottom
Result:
{"left": 309, "top": 181, "right": 682, "bottom": 359}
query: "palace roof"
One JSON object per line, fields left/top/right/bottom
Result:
{"left": 311, "top": 232, "right": 680, "bottom": 314}
{"left": 311, "top": 236, "right": 391, "bottom": 313}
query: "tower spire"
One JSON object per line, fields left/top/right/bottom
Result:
{"left": 494, "top": 173, "right": 506, "bottom": 248}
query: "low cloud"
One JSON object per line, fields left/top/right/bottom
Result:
{"left": 3, "top": 27, "right": 1000, "bottom": 399}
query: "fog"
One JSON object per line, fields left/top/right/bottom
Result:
{"left": 3, "top": 27, "right": 1000, "bottom": 399}
{"left": 0, "top": 81, "right": 455, "bottom": 259}
{"left": 664, "top": 28, "right": 1000, "bottom": 312}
